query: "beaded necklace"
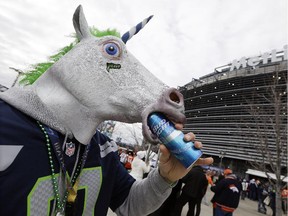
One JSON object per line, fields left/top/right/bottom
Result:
{"left": 37, "top": 121, "right": 84, "bottom": 216}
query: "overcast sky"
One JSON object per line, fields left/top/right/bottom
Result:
{"left": 0, "top": 0, "right": 287, "bottom": 88}
{"left": 0, "top": 0, "right": 287, "bottom": 144}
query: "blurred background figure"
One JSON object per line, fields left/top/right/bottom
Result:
{"left": 124, "top": 150, "right": 134, "bottom": 171}
{"left": 173, "top": 165, "right": 208, "bottom": 216}
{"left": 119, "top": 148, "right": 128, "bottom": 167}
{"left": 281, "top": 185, "right": 288, "bottom": 215}
{"left": 148, "top": 179, "right": 183, "bottom": 216}
{"left": 129, "top": 151, "right": 150, "bottom": 181}
{"left": 269, "top": 188, "right": 276, "bottom": 216}
{"left": 248, "top": 179, "right": 258, "bottom": 201}
{"left": 256, "top": 180, "right": 268, "bottom": 214}
{"left": 202, "top": 169, "right": 215, "bottom": 206}
{"left": 241, "top": 179, "right": 248, "bottom": 200}
{"left": 210, "top": 168, "right": 242, "bottom": 216}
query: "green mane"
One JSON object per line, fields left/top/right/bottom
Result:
{"left": 19, "top": 28, "right": 120, "bottom": 85}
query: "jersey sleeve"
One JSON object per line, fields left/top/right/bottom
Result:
{"left": 115, "top": 168, "right": 172, "bottom": 216}
{"left": 109, "top": 156, "right": 136, "bottom": 211}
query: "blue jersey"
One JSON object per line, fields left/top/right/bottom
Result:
{"left": 0, "top": 99, "right": 135, "bottom": 215}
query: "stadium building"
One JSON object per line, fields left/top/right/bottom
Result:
{"left": 180, "top": 46, "right": 287, "bottom": 175}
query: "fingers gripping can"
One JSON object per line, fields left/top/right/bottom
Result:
{"left": 147, "top": 113, "right": 202, "bottom": 169}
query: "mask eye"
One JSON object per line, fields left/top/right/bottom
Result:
{"left": 104, "top": 42, "right": 120, "bottom": 57}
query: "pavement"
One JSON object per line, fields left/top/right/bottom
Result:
{"left": 107, "top": 187, "right": 281, "bottom": 216}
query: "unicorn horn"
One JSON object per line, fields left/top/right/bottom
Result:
{"left": 121, "top": 15, "right": 153, "bottom": 44}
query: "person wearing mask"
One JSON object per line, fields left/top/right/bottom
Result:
{"left": 0, "top": 5, "right": 214, "bottom": 215}
{"left": 211, "top": 169, "right": 242, "bottom": 216}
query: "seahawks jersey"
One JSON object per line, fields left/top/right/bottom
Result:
{"left": 0, "top": 99, "right": 135, "bottom": 215}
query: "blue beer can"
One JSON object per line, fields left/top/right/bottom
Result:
{"left": 148, "top": 113, "right": 202, "bottom": 169}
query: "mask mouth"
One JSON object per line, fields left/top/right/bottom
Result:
{"left": 141, "top": 88, "right": 186, "bottom": 144}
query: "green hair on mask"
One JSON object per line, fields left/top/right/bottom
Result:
{"left": 19, "top": 28, "right": 120, "bottom": 85}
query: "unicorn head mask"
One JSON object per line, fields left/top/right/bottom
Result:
{"left": 0, "top": 5, "right": 186, "bottom": 145}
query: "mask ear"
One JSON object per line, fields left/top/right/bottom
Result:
{"left": 73, "top": 5, "right": 92, "bottom": 41}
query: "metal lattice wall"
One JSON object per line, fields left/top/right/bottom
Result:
{"left": 180, "top": 60, "right": 287, "bottom": 168}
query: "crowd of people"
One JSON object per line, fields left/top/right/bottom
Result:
{"left": 116, "top": 150, "right": 288, "bottom": 216}
{"left": 242, "top": 178, "right": 288, "bottom": 216}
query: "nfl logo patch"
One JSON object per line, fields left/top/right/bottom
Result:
{"left": 65, "top": 142, "right": 76, "bottom": 157}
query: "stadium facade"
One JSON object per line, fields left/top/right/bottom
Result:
{"left": 179, "top": 46, "right": 287, "bottom": 175}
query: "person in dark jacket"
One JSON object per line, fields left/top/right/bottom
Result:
{"left": 210, "top": 169, "right": 242, "bottom": 216}
{"left": 256, "top": 180, "right": 268, "bottom": 214}
{"left": 249, "top": 179, "right": 258, "bottom": 201}
{"left": 269, "top": 190, "right": 276, "bottom": 216}
{"left": 148, "top": 179, "right": 183, "bottom": 216}
{"left": 173, "top": 166, "right": 208, "bottom": 216}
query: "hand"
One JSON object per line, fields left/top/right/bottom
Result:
{"left": 158, "top": 123, "right": 213, "bottom": 183}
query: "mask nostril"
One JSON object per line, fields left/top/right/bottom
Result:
{"left": 169, "top": 92, "right": 180, "bottom": 104}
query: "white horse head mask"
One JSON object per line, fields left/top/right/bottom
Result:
{"left": 0, "top": 5, "right": 186, "bottom": 144}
